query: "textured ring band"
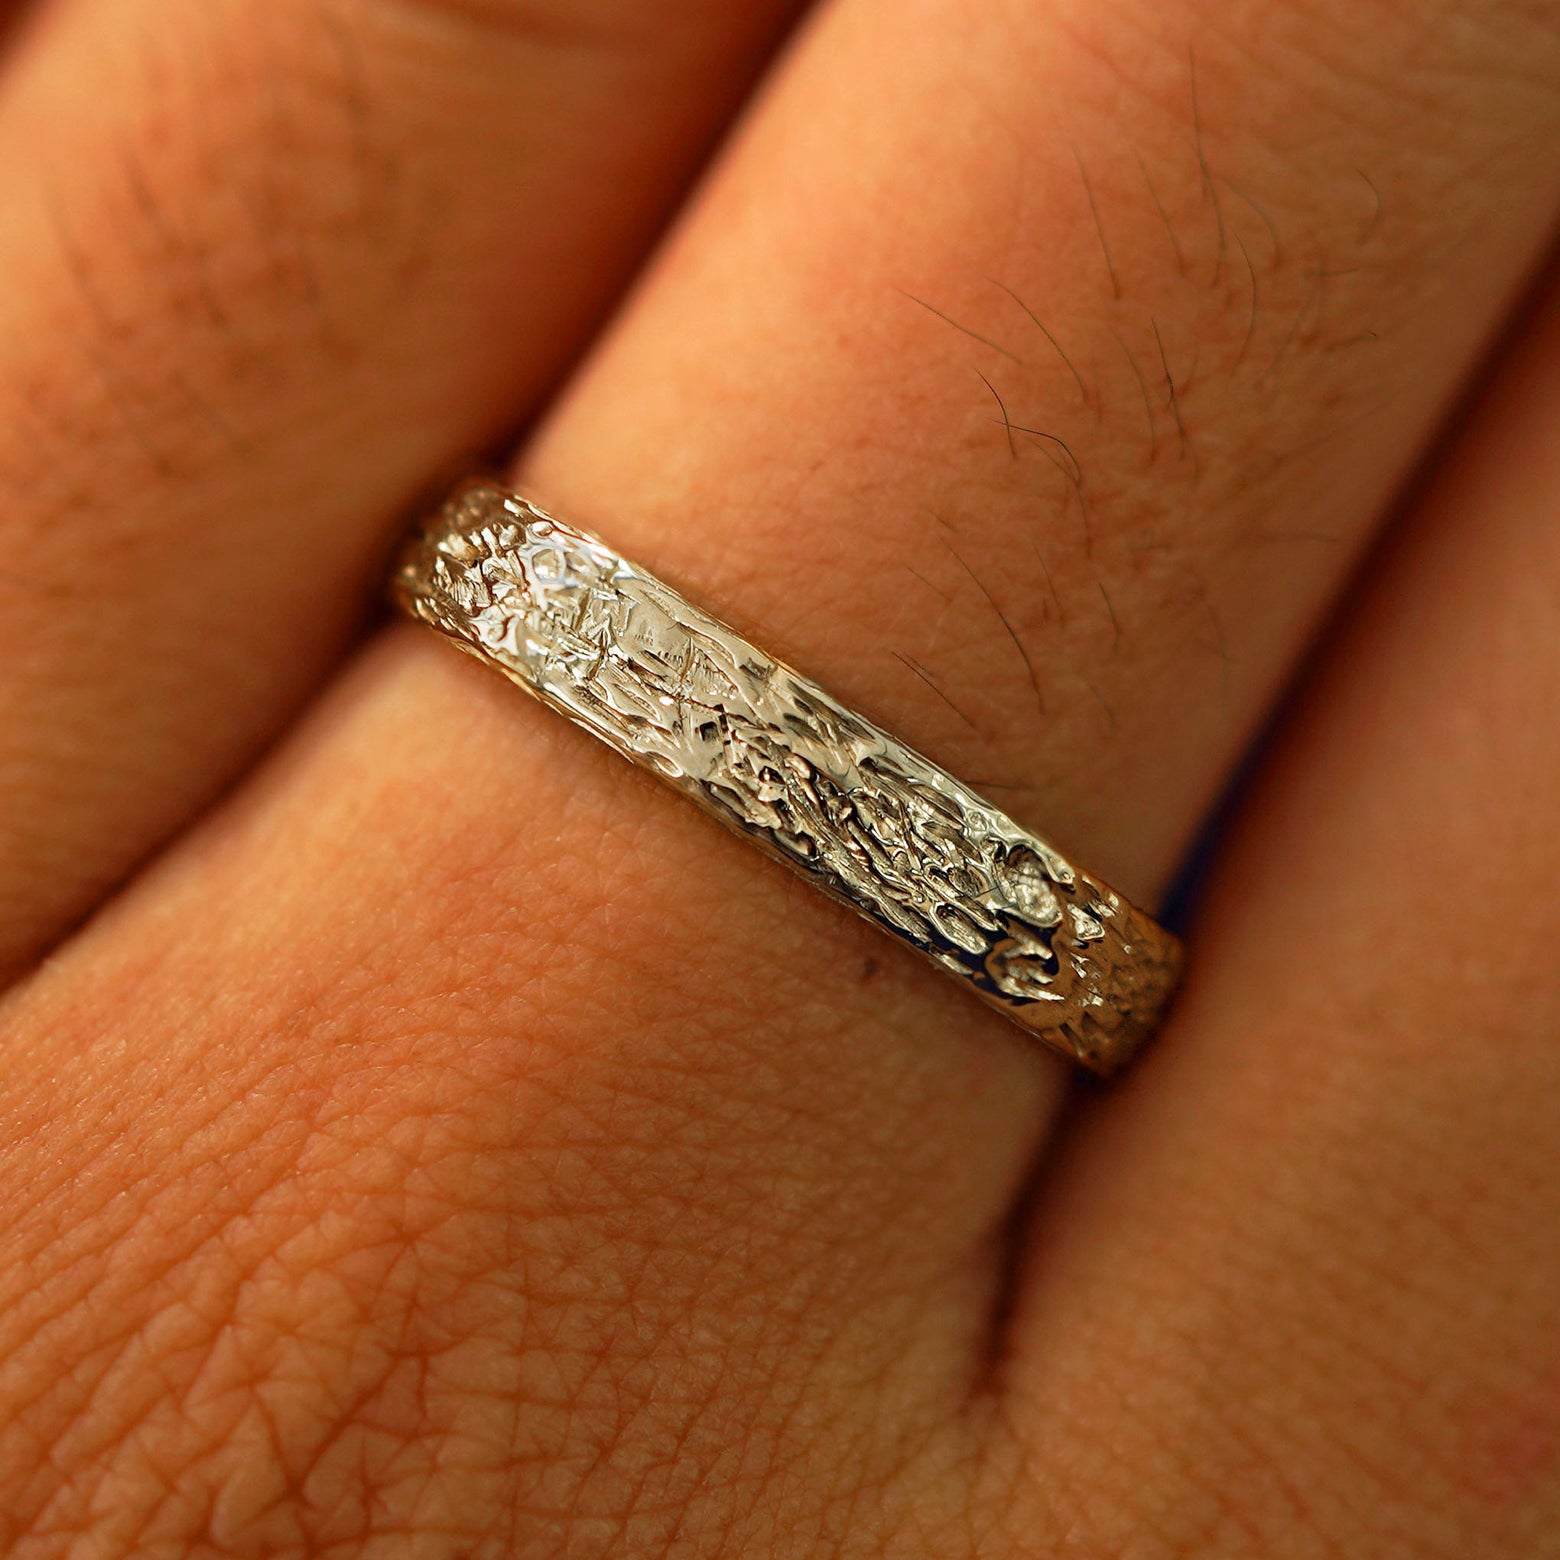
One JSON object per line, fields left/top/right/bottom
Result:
{"left": 392, "top": 482, "right": 1183, "bottom": 1075}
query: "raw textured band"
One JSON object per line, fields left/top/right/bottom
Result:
{"left": 392, "top": 482, "right": 1182, "bottom": 1074}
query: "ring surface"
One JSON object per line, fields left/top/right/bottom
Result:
{"left": 392, "top": 482, "right": 1182, "bottom": 1075}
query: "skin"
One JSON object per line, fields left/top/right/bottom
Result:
{"left": 0, "top": 0, "right": 1556, "bottom": 1553}
{"left": 0, "top": 0, "right": 807, "bottom": 975}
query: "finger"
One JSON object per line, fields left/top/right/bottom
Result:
{"left": 520, "top": 0, "right": 1560, "bottom": 901}
{"left": 0, "top": 0, "right": 805, "bottom": 978}
{"left": 3, "top": 0, "right": 1560, "bottom": 1550}
{"left": 997, "top": 271, "right": 1560, "bottom": 1554}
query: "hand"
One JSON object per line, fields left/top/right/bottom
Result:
{"left": 0, "top": 0, "right": 1557, "bottom": 1553}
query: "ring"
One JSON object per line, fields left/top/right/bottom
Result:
{"left": 391, "top": 481, "right": 1183, "bottom": 1075}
